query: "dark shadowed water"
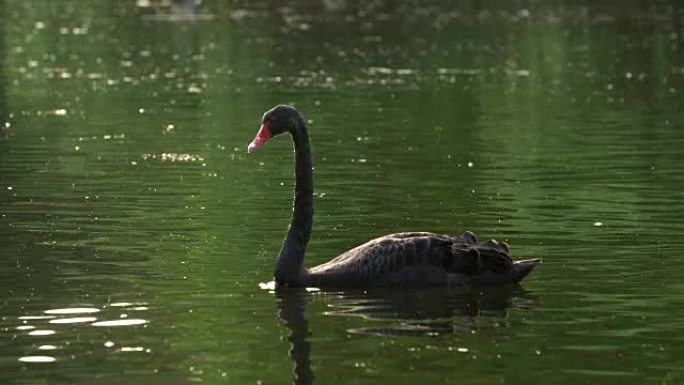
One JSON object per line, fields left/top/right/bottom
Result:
{"left": 2, "top": 1, "right": 684, "bottom": 384}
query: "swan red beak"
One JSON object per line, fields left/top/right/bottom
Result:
{"left": 247, "top": 122, "right": 272, "bottom": 153}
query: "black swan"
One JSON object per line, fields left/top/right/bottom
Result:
{"left": 248, "top": 105, "right": 541, "bottom": 287}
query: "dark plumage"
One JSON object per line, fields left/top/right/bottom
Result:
{"left": 248, "top": 105, "right": 541, "bottom": 288}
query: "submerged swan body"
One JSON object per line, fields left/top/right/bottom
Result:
{"left": 248, "top": 105, "right": 540, "bottom": 288}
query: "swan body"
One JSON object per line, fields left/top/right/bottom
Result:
{"left": 248, "top": 105, "right": 540, "bottom": 288}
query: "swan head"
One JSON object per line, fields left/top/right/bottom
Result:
{"left": 248, "top": 105, "right": 304, "bottom": 153}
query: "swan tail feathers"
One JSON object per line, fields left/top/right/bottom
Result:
{"left": 512, "top": 258, "right": 542, "bottom": 281}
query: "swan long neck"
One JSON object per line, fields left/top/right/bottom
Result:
{"left": 275, "top": 119, "right": 313, "bottom": 285}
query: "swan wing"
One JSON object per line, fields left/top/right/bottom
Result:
{"left": 307, "top": 232, "right": 536, "bottom": 287}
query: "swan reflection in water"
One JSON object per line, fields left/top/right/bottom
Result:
{"left": 273, "top": 285, "right": 536, "bottom": 385}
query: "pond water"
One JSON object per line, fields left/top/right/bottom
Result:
{"left": 2, "top": 1, "right": 684, "bottom": 384}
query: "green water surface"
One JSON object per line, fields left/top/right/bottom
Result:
{"left": 2, "top": 1, "right": 684, "bottom": 384}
